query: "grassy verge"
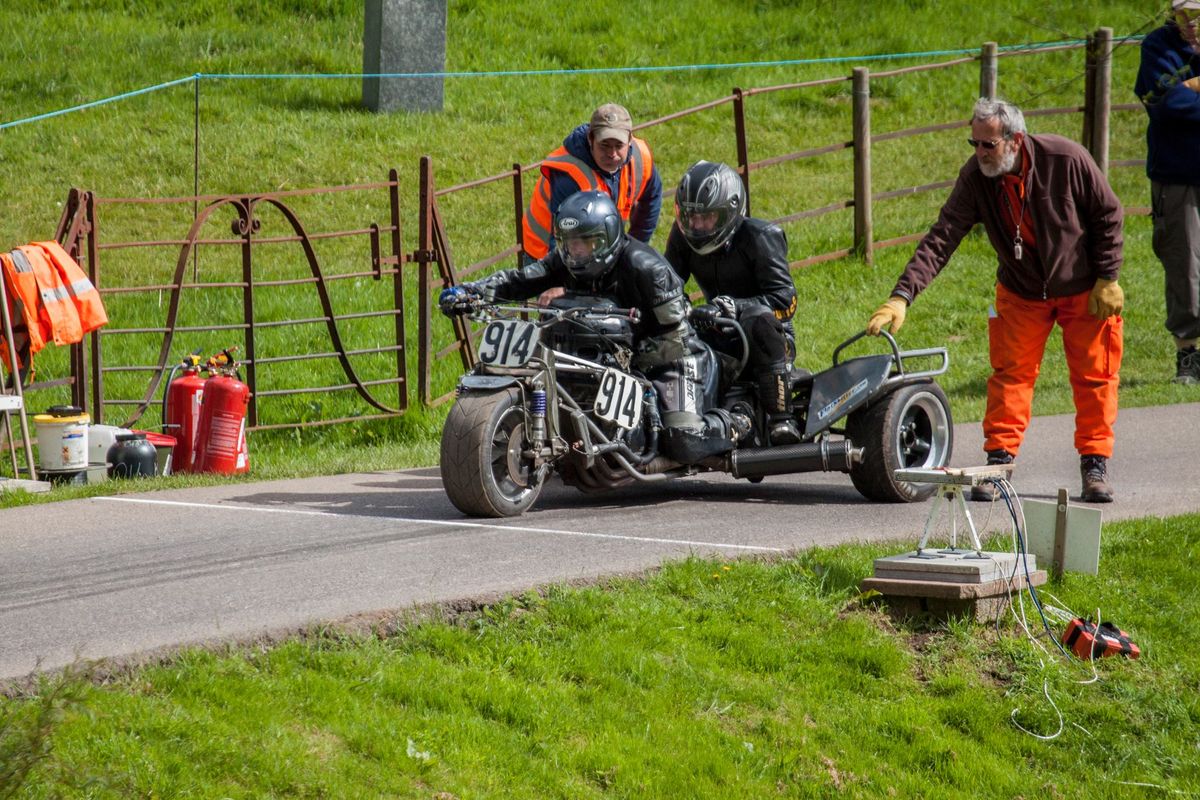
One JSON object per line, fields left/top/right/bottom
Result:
{"left": 4, "top": 512, "right": 1197, "bottom": 798}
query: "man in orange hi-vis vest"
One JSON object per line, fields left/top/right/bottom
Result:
{"left": 521, "top": 103, "right": 662, "bottom": 263}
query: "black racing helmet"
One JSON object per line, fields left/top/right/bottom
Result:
{"left": 554, "top": 190, "right": 625, "bottom": 281}
{"left": 675, "top": 160, "right": 746, "bottom": 255}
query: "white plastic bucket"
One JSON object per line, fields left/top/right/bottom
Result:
{"left": 33, "top": 409, "right": 91, "bottom": 472}
{"left": 89, "top": 424, "right": 132, "bottom": 466}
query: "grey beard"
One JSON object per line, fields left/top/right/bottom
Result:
{"left": 979, "top": 147, "right": 1018, "bottom": 178}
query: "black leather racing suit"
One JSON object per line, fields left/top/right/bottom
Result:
{"left": 466, "top": 239, "right": 740, "bottom": 463}
{"left": 665, "top": 216, "right": 797, "bottom": 372}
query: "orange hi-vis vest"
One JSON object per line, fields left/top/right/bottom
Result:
{"left": 0, "top": 241, "right": 107, "bottom": 371}
{"left": 521, "top": 136, "right": 654, "bottom": 260}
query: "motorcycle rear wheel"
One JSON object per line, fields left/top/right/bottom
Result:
{"left": 846, "top": 382, "right": 953, "bottom": 502}
{"left": 440, "top": 387, "right": 544, "bottom": 517}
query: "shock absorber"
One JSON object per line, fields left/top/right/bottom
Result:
{"left": 529, "top": 385, "right": 547, "bottom": 443}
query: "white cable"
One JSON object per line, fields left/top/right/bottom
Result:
{"left": 1010, "top": 678, "right": 1064, "bottom": 740}
{"left": 1076, "top": 608, "right": 1102, "bottom": 685}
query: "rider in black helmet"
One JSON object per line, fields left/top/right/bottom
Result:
{"left": 666, "top": 160, "right": 802, "bottom": 445}
{"left": 442, "top": 190, "right": 750, "bottom": 464}
{"left": 553, "top": 189, "right": 626, "bottom": 281}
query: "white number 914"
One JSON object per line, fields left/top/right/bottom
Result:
{"left": 594, "top": 368, "right": 642, "bottom": 430}
{"left": 478, "top": 319, "right": 538, "bottom": 367}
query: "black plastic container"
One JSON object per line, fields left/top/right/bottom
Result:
{"left": 106, "top": 433, "right": 157, "bottom": 478}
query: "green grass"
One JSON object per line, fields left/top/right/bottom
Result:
{"left": 2, "top": 2, "right": 1187, "bottom": 457}
{"left": 4, "top": 512, "right": 1198, "bottom": 798}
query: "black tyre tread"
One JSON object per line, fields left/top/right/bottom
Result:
{"left": 846, "top": 382, "right": 953, "bottom": 503}
{"left": 439, "top": 388, "right": 541, "bottom": 517}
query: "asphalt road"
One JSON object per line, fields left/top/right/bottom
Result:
{"left": 2, "top": 402, "right": 1196, "bottom": 681}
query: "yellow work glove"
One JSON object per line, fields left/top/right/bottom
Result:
{"left": 867, "top": 297, "right": 908, "bottom": 336}
{"left": 1087, "top": 278, "right": 1124, "bottom": 319}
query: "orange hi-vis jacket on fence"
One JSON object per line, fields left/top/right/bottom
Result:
{"left": 0, "top": 240, "right": 108, "bottom": 372}
{"left": 521, "top": 136, "right": 655, "bottom": 260}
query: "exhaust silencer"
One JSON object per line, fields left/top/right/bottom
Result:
{"left": 730, "top": 439, "right": 861, "bottom": 479}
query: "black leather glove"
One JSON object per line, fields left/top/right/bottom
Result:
{"left": 711, "top": 295, "right": 738, "bottom": 318}
{"left": 690, "top": 304, "right": 721, "bottom": 330}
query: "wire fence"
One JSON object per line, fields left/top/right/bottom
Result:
{"left": 3, "top": 28, "right": 1154, "bottom": 432}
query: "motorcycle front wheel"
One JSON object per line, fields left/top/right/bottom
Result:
{"left": 440, "top": 387, "right": 544, "bottom": 517}
{"left": 846, "top": 381, "right": 953, "bottom": 503}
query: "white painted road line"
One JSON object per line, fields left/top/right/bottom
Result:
{"left": 96, "top": 496, "right": 786, "bottom": 553}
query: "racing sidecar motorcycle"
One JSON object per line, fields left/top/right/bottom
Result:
{"left": 439, "top": 295, "right": 953, "bottom": 517}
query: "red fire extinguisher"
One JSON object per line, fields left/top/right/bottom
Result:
{"left": 192, "top": 349, "right": 251, "bottom": 475}
{"left": 162, "top": 351, "right": 206, "bottom": 474}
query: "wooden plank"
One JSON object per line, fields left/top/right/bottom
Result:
{"left": 1052, "top": 487, "right": 1070, "bottom": 579}
{"left": 851, "top": 68, "right": 873, "bottom": 264}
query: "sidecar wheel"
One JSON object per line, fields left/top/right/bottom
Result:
{"left": 846, "top": 382, "right": 953, "bottom": 503}
{"left": 440, "top": 388, "right": 544, "bottom": 517}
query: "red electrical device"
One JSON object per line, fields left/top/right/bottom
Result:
{"left": 1062, "top": 618, "right": 1141, "bottom": 660}
{"left": 192, "top": 363, "right": 251, "bottom": 475}
{"left": 162, "top": 356, "right": 207, "bottom": 474}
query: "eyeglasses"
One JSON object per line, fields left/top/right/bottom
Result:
{"left": 967, "top": 137, "right": 1009, "bottom": 150}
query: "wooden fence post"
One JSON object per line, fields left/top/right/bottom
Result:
{"left": 1090, "top": 27, "right": 1113, "bottom": 174}
{"left": 418, "top": 156, "right": 434, "bottom": 405}
{"left": 732, "top": 87, "right": 750, "bottom": 215}
{"left": 979, "top": 42, "right": 998, "bottom": 99}
{"left": 1082, "top": 32, "right": 1096, "bottom": 152}
{"left": 512, "top": 162, "right": 525, "bottom": 266}
{"left": 387, "top": 167, "right": 407, "bottom": 411}
{"left": 852, "top": 67, "right": 873, "bottom": 265}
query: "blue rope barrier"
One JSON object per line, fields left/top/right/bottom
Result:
{"left": 0, "top": 74, "right": 200, "bottom": 130}
{"left": 0, "top": 34, "right": 1145, "bottom": 132}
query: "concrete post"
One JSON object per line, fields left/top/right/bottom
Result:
{"left": 363, "top": 0, "right": 448, "bottom": 113}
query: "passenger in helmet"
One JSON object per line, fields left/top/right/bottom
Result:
{"left": 446, "top": 189, "right": 751, "bottom": 464}
{"left": 666, "top": 161, "right": 802, "bottom": 445}
{"left": 675, "top": 162, "right": 745, "bottom": 256}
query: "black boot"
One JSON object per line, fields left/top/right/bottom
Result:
{"left": 758, "top": 370, "right": 801, "bottom": 446}
{"left": 1175, "top": 346, "right": 1200, "bottom": 385}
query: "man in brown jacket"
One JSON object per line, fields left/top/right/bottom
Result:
{"left": 865, "top": 97, "right": 1125, "bottom": 503}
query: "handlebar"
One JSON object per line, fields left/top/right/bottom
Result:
{"left": 563, "top": 305, "right": 641, "bottom": 324}
{"left": 832, "top": 330, "right": 949, "bottom": 379}
{"left": 833, "top": 330, "right": 901, "bottom": 368}
{"left": 466, "top": 302, "right": 641, "bottom": 326}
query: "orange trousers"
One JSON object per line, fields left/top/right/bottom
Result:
{"left": 985, "top": 282, "right": 1122, "bottom": 459}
